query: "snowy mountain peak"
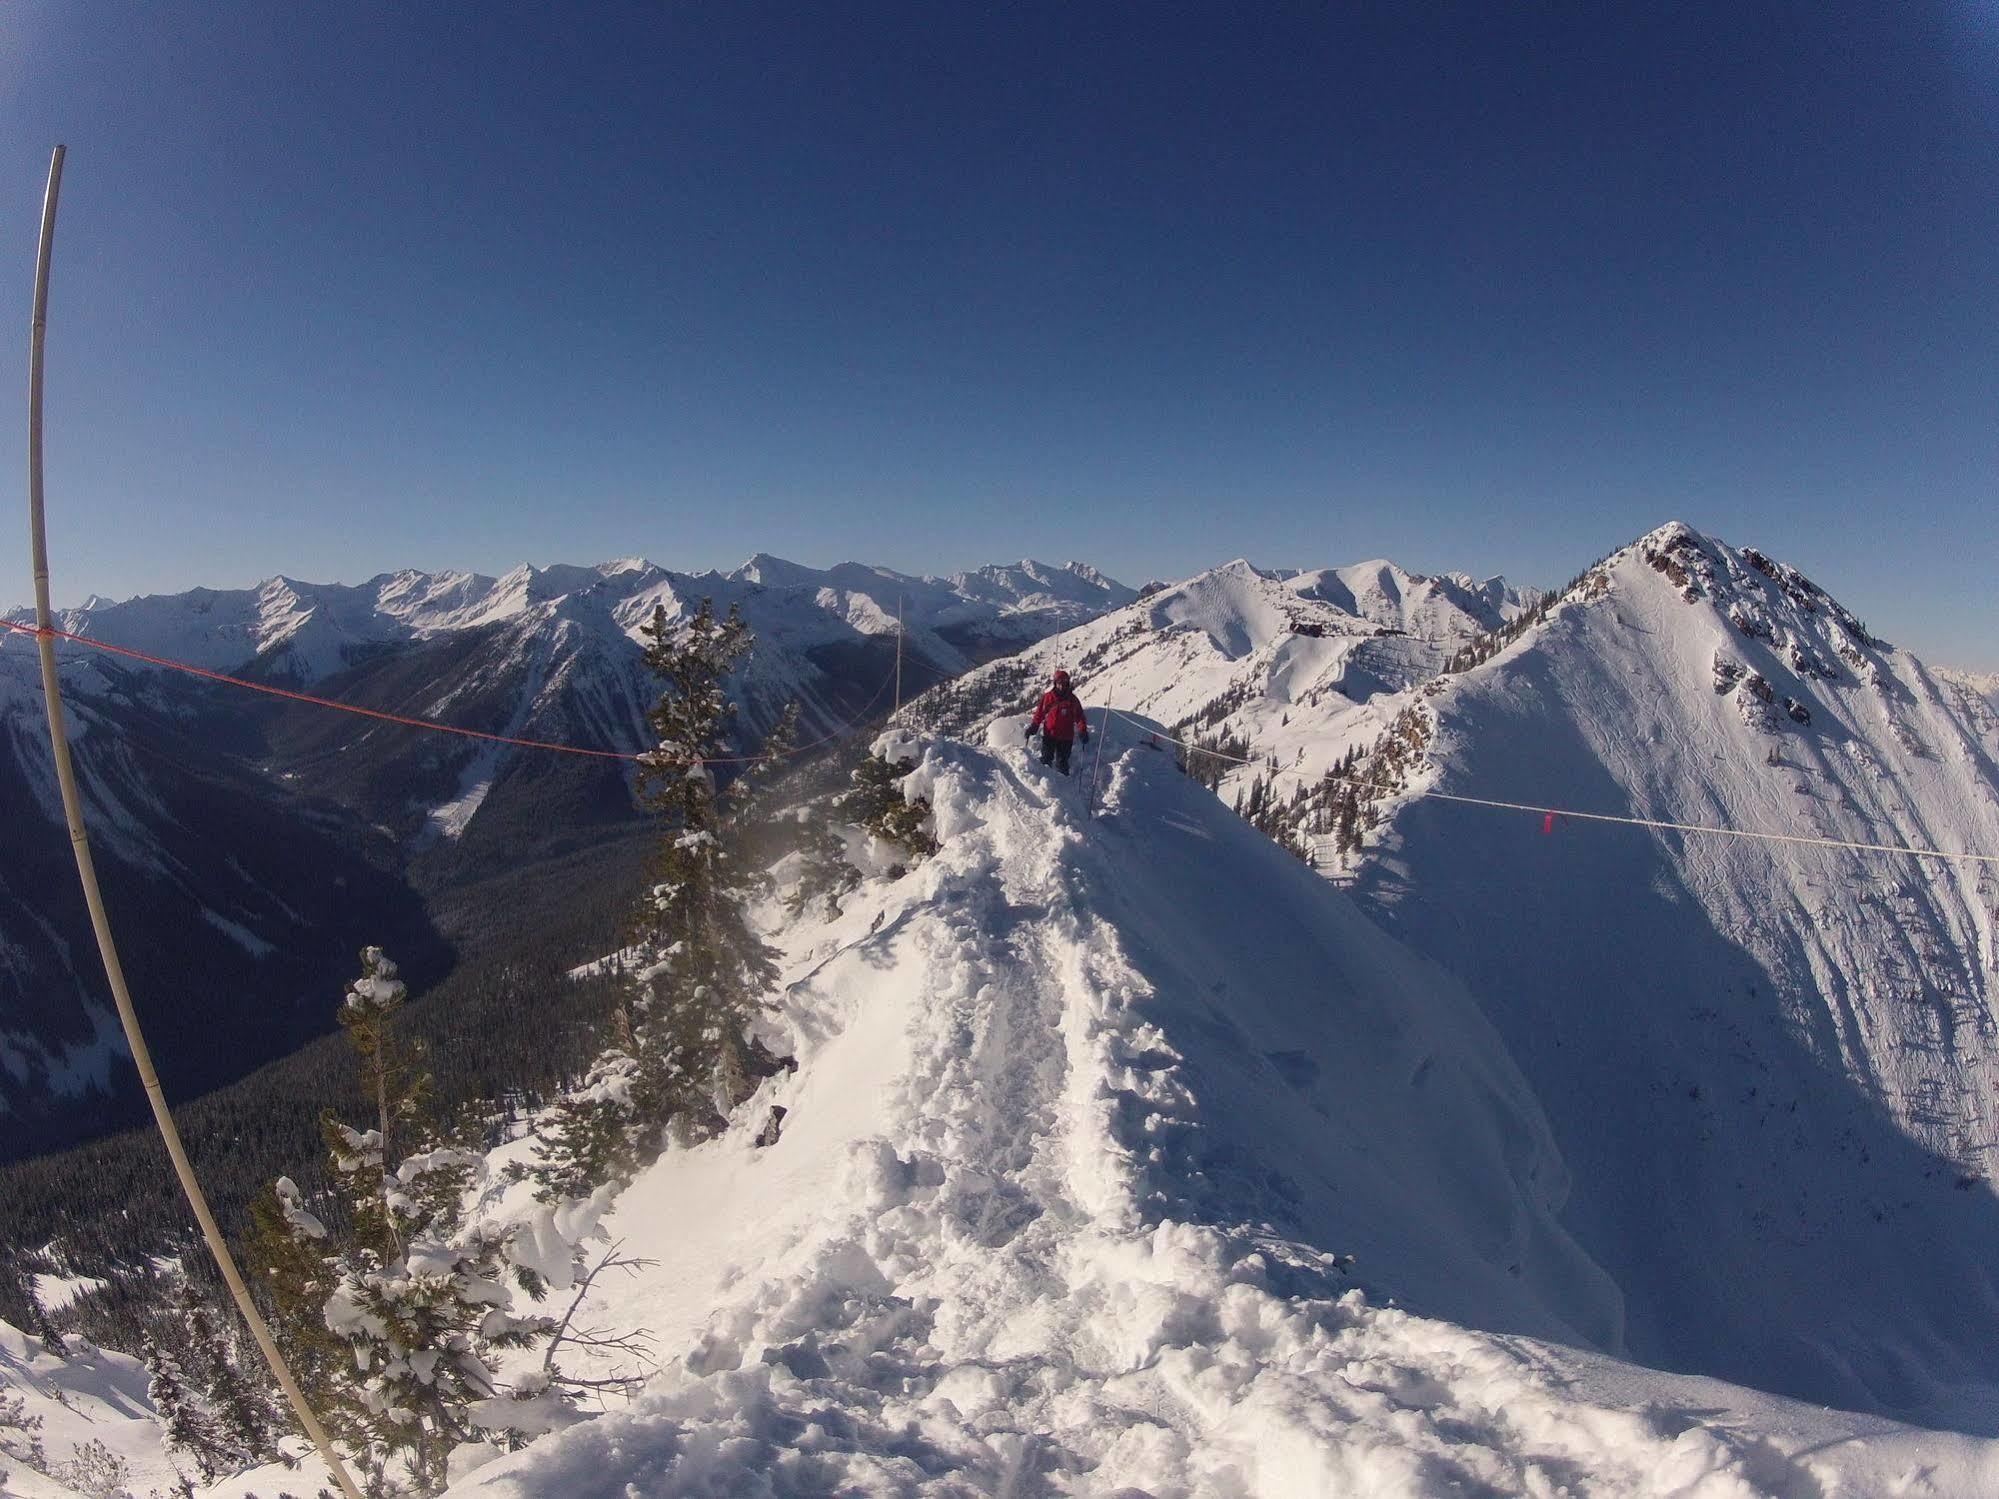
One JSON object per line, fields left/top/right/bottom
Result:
{"left": 730, "top": 551, "right": 836, "bottom": 590}
{"left": 1059, "top": 559, "right": 1116, "bottom": 587}
{"left": 1627, "top": 522, "right": 1875, "bottom": 644}
{"left": 1293, "top": 522, "right": 1999, "bottom": 1416}
{"left": 597, "top": 555, "right": 656, "bottom": 577}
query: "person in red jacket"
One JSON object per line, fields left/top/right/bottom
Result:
{"left": 1026, "top": 668, "right": 1090, "bottom": 775}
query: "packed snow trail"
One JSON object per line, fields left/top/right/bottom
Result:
{"left": 451, "top": 726, "right": 1999, "bottom": 1497}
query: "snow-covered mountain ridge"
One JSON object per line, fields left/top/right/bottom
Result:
{"left": 446, "top": 728, "right": 1996, "bottom": 1494}
{"left": 904, "top": 554, "right": 1539, "bottom": 778}
{"left": 932, "top": 521, "right": 1999, "bottom": 1422}
{"left": 14, "top": 725, "right": 1999, "bottom": 1493}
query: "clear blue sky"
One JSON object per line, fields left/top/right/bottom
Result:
{"left": 3, "top": 2, "right": 1996, "bottom": 665}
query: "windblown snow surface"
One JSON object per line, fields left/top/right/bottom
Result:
{"left": 439, "top": 726, "right": 1999, "bottom": 1497}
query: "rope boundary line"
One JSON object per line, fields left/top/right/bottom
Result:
{"left": 1414, "top": 790, "right": 1999, "bottom": 868}
{"left": 0, "top": 616, "right": 899, "bottom": 766}
{"left": 1102, "top": 708, "right": 1998, "bottom": 868}
{"left": 5, "top": 623, "right": 1990, "bottom": 868}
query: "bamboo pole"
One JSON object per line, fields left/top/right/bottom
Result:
{"left": 23, "top": 144, "right": 368, "bottom": 1499}
{"left": 1086, "top": 700, "right": 1115, "bottom": 818}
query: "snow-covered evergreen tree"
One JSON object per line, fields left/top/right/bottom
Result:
{"left": 249, "top": 948, "right": 560, "bottom": 1495}
{"left": 839, "top": 748, "right": 938, "bottom": 867}
{"left": 623, "top": 600, "right": 781, "bottom": 1138}
{"left": 0, "top": 1389, "right": 47, "bottom": 1484}
{"left": 138, "top": 1276, "right": 283, "bottom": 1483}
{"left": 143, "top": 1329, "right": 235, "bottom": 1484}
{"left": 786, "top": 816, "right": 863, "bottom": 918}
{"left": 531, "top": 600, "right": 794, "bottom": 1197}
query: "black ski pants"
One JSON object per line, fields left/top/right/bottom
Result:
{"left": 1039, "top": 734, "right": 1075, "bottom": 775}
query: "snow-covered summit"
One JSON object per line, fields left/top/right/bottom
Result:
{"left": 1333, "top": 522, "right": 1999, "bottom": 1414}
{"left": 941, "top": 558, "right": 1136, "bottom": 613}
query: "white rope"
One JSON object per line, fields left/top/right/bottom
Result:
{"left": 1416, "top": 791, "right": 1999, "bottom": 867}
{"left": 1106, "top": 711, "right": 1263, "bottom": 765}
{"left": 1099, "top": 710, "right": 1997, "bottom": 868}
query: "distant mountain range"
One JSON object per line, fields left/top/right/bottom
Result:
{"left": 14, "top": 554, "right": 1133, "bottom": 686}
{"left": 0, "top": 553, "right": 1133, "bottom": 1157}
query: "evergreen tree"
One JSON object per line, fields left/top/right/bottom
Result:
{"left": 786, "top": 817, "right": 863, "bottom": 918}
{"left": 531, "top": 600, "right": 792, "bottom": 1198}
{"left": 244, "top": 1174, "right": 352, "bottom": 1431}
{"left": 625, "top": 600, "right": 783, "bottom": 1140}
{"left": 143, "top": 1330, "right": 235, "bottom": 1484}
{"left": 839, "top": 749, "right": 938, "bottom": 868}
{"left": 163, "top": 1277, "right": 284, "bottom": 1473}
{"left": 249, "top": 949, "right": 559, "bottom": 1495}
{"left": 26, "top": 1291, "right": 68, "bottom": 1355}
{"left": 321, "top": 946, "right": 436, "bottom": 1258}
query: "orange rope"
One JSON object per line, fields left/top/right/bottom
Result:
{"left": 0, "top": 616, "right": 894, "bottom": 765}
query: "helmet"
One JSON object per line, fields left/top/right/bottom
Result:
{"left": 1052, "top": 669, "right": 1071, "bottom": 687}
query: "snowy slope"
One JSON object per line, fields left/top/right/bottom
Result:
{"left": 447, "top": 727, "right": 1999, "bottom": 1497}
{"left": 0, "top": 1319, "right": 347, "bottom": 1498}
{"left": 0, "top": 639, "right": 442, "bottom": 1155}
{"left": 1327, "top": 524, "right": 1999, "bottom": 1418}
{"left": 1939, "top": 667, "right": 1999, "bottom": 718}
{"left": 0, "top": 1320, "right": 175, "bottom": 1497}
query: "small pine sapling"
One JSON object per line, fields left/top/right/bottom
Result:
{"left": 0, "top": 1390, "right": 47, "bottom": 1482}
{"left": 249, "top": 949, "right": 562, "bottom": 1495}
{"left": 840, "top": 749, "right": 938, "bottom": 866}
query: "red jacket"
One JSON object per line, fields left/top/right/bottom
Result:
{"left": 1031, "top": 687, "right": 1088, "bottom": 741}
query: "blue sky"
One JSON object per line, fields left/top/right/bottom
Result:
{"left": 2, "top": 2, "right": 1996, "bottom": 665}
